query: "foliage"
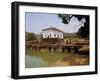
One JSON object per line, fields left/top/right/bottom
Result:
{"left": 25, "top": 32, "right": 37, "bottom": 41}
{"left": 63, "top": 33, "right": 79, "bottom": 38}
{"left": 58, "top": 14, "right": 89, "bottom": 39}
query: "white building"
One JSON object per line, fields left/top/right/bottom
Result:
{"left": 41, "top": 27, "right": 63, "bottom": 39}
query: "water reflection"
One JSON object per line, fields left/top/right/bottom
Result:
{"left": 25, "top": 55, "right": 48, "bottom": 68}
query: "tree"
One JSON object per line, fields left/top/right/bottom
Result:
{"left": 58, "top": 14, "right": 89, "bottom": 39}
{"left": 25, "top": 32, "right": 37, "bottom": 41}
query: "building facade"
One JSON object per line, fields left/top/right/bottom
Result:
{"left": 41, "top": 27, "right": 63, "bottom": 39}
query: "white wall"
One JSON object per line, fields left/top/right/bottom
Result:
{"left": 0, "top": 0, "right": 99, "bottom": 81}
{"left": 42, "top": 30, "right": 63, "bottom": 38}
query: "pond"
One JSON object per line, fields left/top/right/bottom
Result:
{"left": 25, "top": 49, "right": 89, "bottom": 68}
{"left": 25, "top": 49, "right": 69, "bottom": 68}
{"left": 25, "top": 55, "right": 48, "bottom": 68}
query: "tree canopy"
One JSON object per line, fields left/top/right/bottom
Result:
{"left": 25, "top": 32, "right": 37, "bottom": 41}
{"left": 58, "top": 14, "right": 89, "bottom": 39}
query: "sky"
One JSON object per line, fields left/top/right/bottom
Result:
{"left": 25, "top": 12, "right": 85, "bottom": 34}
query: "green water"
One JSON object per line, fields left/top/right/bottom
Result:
{"left": 25, "top": 55, "right": 48, "bottom": 68}
{"left": 25, "top": 49, "right": 68, "bottom": 68}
